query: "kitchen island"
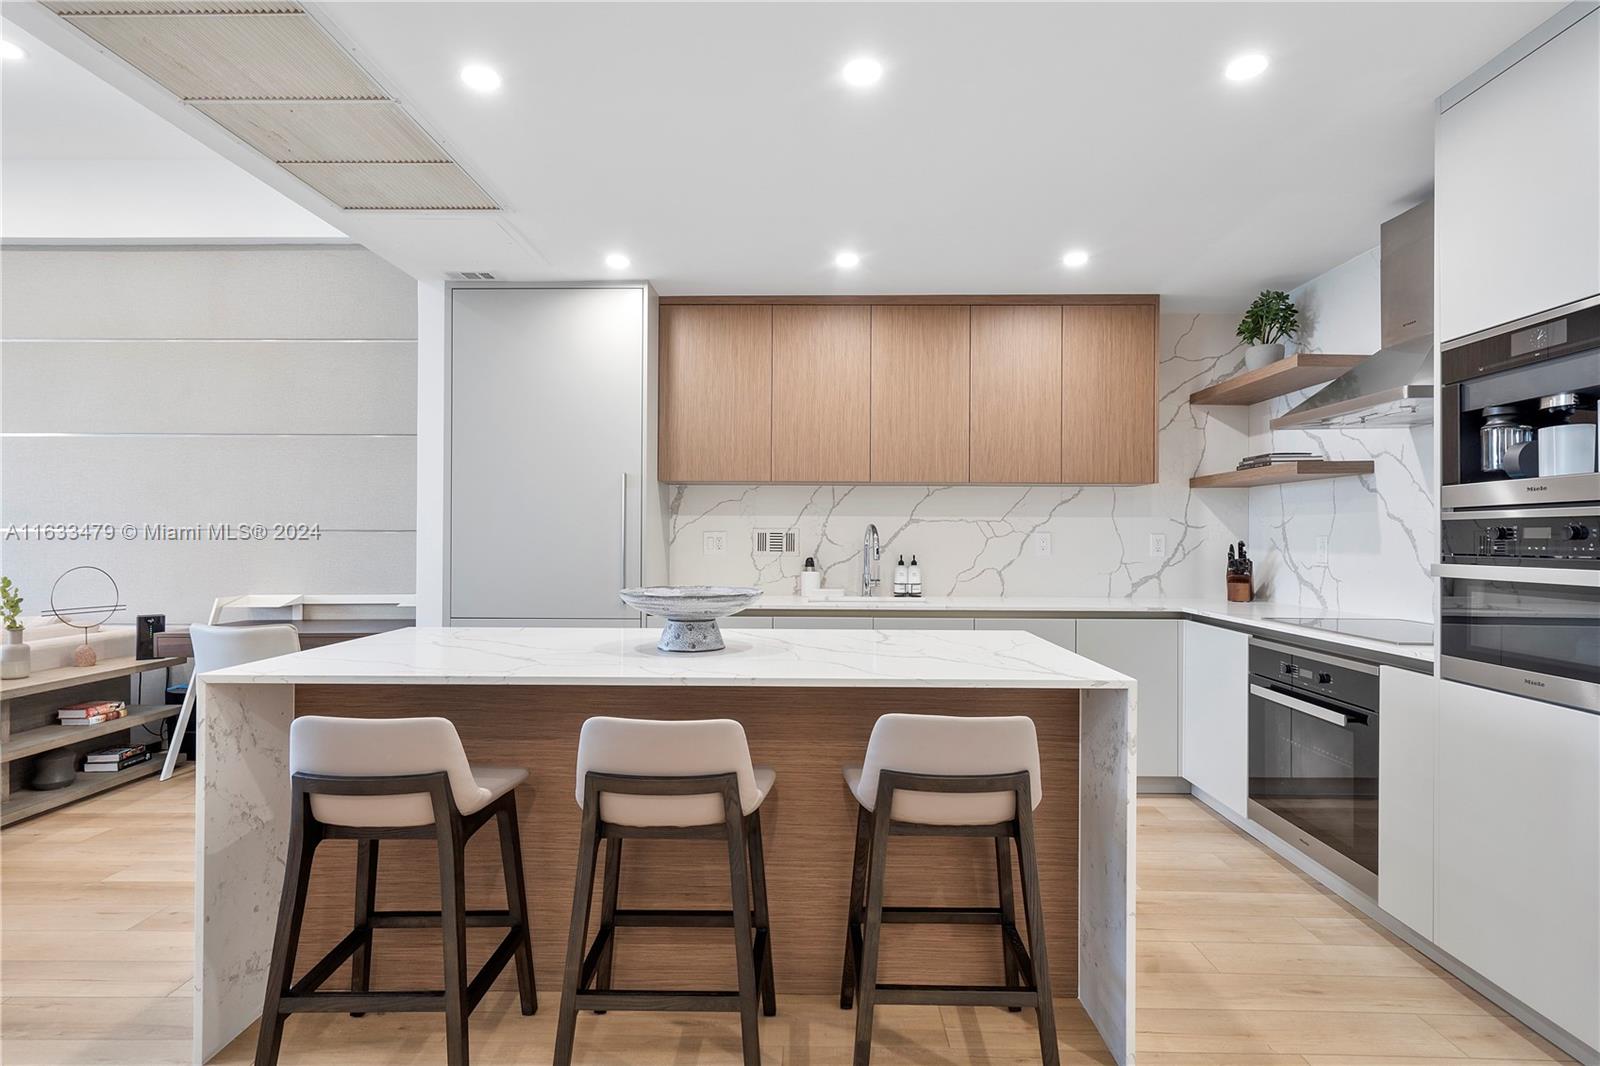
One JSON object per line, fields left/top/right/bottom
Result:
{"left": 194, "top": 627, "right": 1137, "bottom": 1064}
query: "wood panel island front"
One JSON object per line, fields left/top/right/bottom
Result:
{"left": 194, "top": 627, "right": 1137, "bottom": 1064}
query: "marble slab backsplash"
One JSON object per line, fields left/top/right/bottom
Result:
{"left": 665, "top": 312, "right": 1255, "bottom": 599}
{"left": 1246, "top": 246, "right": 1436, "bottom": 620}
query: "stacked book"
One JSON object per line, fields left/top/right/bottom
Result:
{"left": 83, "top": 744, "right": 153, "bottom": 773}
{"left": 57, "top": 700, "right": 129, "bottom": 726}
{"left": 1236, "top": 451, "right": 1316, "bottom": 470}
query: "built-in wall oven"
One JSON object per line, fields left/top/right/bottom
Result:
{"left": 1247, "top": 639, "right": 1380, "bottom": 897}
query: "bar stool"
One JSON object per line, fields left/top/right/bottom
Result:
{"left": 839, "top": 713, "right": 1058, "bottom": 1066}
{"left": 554, "top": 717, "right": 777, "bottom": 1066}
{"left": 160, "top": 623, "right": 301, "bottom": 780}
{"left": 255, "top": 716, "right": 536, "bottom": 1066}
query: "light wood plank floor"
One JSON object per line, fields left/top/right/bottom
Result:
{"left": 0, "top": 772, "right": 1571, "bottom": 1065}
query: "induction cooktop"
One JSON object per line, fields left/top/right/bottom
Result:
{"left": 1263, "top": 616, "right": 1435, "bottom": 645}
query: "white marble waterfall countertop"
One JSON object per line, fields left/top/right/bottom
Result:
{"left": 201, "top": 625, "right": 1134, "bottom": 689}
{"left": 744, "top": 595, "right": 1435, "bottom": 663}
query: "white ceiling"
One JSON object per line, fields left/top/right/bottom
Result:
{"left": 0, "top": 19, "right": 343, "bottom": 241}
{"left": 6, "top": 2, "right": 1563, "bottom": 305}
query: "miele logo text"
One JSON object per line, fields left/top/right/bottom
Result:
{"left": 1524, "top": 484, "right": 1548, "bottom": 492}
{"left": 1523, "top": 677, "right": 1547, "bottom": 688}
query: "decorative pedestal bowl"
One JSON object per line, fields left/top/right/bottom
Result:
{"left": 619, "top": 586, "right": 763, "bottom": 652}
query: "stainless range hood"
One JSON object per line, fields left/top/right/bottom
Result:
{"left": 1273, "top": 200, "right": 1434, "bottom": 430}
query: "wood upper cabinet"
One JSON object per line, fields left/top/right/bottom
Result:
{"left": 771, "top": 305, "right": 870, "bottom": 482}
{"left": 970, "top": 305, "right": 1062, "bottom": 483}
{"left": 1061, "top": 304, "right": 1158, "bottom": 484}
{"left": 870, "top": 305, "right": 970, "bottom": 483}
{"left": 658, "top": 304, "right": 772, "bottom": 482}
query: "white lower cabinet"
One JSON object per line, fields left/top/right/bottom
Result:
{"left": 873, "top": 616, "right": 974, "bottom": 630}
{"left": 1078, "top": 618, "right": 1182, "bottom": 779}
{"left": 1378, "top": 666, "right": 1437, "bottom": 939}
{"left": 1435, "top": 680, "right": 1599, "bottom": 1050}
{"left": 973, "top": 617, "right": 1076, "bottom": 652}
{"left": 721, "top": 616, "right": 773, "bottom": 629}
{"left": 1178, "top": 621, "right": 1249, "bottom": 814}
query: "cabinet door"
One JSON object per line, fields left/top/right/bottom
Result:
{"left": 872, "top": 616, "right": 974, "bottom": 630}
{"left": 970, "top": 305, "right": 1062, "bottom": 483}
{"left": 659, "top": 304, "right": 772, "bottom": 481}
{"left": 1078, "top": 619, "right": 1181, "bottom": 778}
{"left": 1437, "top": 11, "right": 1600, "bottom": 341}
{"left": 974, "top": 617, "right": 1076, "bottom": 652}
{"left": 771, "top": 616, "right": 872, "bottom": 630}
{"left": 771, "top": 305, "right": 870, "bottom": 482}
{"left": 1179, "top": 621, "right": 1249, "bottom": 812}
{"left": 870, "top": 305, "right": 970, "bottom": 483}
{"left": 1061, "top": 304, "right": 1158, "bottom": 484}
{"left": 450, "top": 287, "right": 643, "bottom": 620}
{"left": 1435, "top": 681, "right": 1599, "bottom": 1049}
{"left": 1378, "top": 666, "right": 1436, "bottom": 938}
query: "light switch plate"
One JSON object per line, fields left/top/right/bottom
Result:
{"left": 1033, "top": 532, "right": 1052, "bottom": 557}
{"left": 1149, "top": 533, "right": 1167, "bottom": 558}
{"left": 703, "top": 531, "right": 727, "bottom": 555}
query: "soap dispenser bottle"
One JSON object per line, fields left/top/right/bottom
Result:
{"left": 800, "top": 556, "right": 821, "bottom": 598}
{"left": 893, "top": 554, "right": 908, "bottom": 597}
{"left": 908, "top": 555, "right": 923, "bottom": 598}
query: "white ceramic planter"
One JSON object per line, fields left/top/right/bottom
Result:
{"left": 1244, "top": 343, "right": 1287, "bottom": 371}
{"left": 0, "top": 628, "right": 32, "bottom": 679}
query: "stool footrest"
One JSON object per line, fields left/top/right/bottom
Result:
{"left": 369, "top": 908, "right": 516, "bottom": 929}
{"left": 873, "top": 984, "right": 1039, "bottom": 1008}
{"left": 574, "top": 990, "right": 743, "bottom": 1012}
{"left": 612, "top": 907, "right": 752, "bottom": 928}
{"left": 880, "top": 906, "right": 1005, "bottom": 925}
{"left": 279, "top": 990, "right": 446, "bottom": 1014}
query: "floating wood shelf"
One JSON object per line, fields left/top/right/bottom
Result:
{"left": 1189, "top": 461, "right": 1376, "bottom": 488}
{"left": 0, "top": 757, "right": 165, "bottom": 827}
{"left": 2, "top": 703, "right": 180, "bottom": 763}
{"left": 1189, "top": 354, "right": 1366, "bottom": 406}
{"left": 0, "top": 656, "right": 184, "bottom": 700}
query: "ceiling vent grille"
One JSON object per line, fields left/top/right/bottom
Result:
{"left": 449, "top": 272, "right": 497, "bottom": 281}
{"left": 45, "top": 0, "right": 499, "bottom": 211}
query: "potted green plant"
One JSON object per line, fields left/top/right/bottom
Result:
{"left": 0, "top": 577, "right": 30, "bottom": 680}
{"left": 1237, "top": 289, "right": 1300, "bottom": 370}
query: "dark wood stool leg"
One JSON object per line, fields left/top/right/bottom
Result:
{"left": 1015, "top": 803, "right": 1060, "bottom": 1066}
{"left": 723, "top": 795, "right": 762, "bottom": 1066}
{"left": 554, "top": 801, "right": 602, "bottom": 1066}
{"left": 746, "top": 809, "right": 777, "bottom": 1017}
{"left": 254, "top": 794, "right": 318, "bottom": 1066}
{"left": 994, "top": 835, "right": 1022, "bottom": 1012}
{"left": 436, "top": 817, "right": 471, "bottom": 1066}
{"left": 840, "top": 804, "right": 870, "bottom": 1010}
{"left": 348, "top": 838, "right": 379, "bottom": 1017}
{"left": 496, "top": 796, "right": 537, "bottom": 1016}
{"left": 592, "top": 835, "right": 622, "bottom": 1013}
{"left": 852, "top": 802, "right": 892, "bottom": 1066}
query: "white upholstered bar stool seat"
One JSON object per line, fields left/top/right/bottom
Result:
{"left": 290, "top": 715, "right": 527, "bottom": 828}
{"left": 574, "top": 716, "right": 775, "bottom": 828}
{"left": 843, "top": 713, "right": 1043, "bottom": 826}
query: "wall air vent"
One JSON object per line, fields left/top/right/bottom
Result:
{"left": 44, "top": 0, "right": 501, "bottom": 211}
{"left": 754, "top": 530, "right": 798, "bottom": 555}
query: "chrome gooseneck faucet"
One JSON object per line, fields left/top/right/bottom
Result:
{"left": 862, "top": 523, "right": 881, "bottom": 597}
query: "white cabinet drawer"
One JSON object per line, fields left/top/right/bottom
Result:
{"left": 1179, "top": 621, "right": 1249, "bottom": 813}
{"left": 1079, "top": 618, "right": 1181, "bottom": 779}
{"left": 1378, "top": 666, "right": 1437, "bottom": 939}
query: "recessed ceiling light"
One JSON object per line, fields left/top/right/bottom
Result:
{"left": 834, "top": 250, "right": 861, "bottom": 269}
{"left": 604, "top": 252, "right": 631, "bottom": 270}
{"left": 1224, "top": 53, "right": 1269, "bottom": 82}
{"left": 1061, "top": 249, "right": 1090, "bottom": 269}
{"left": 0, "top": 40, "right": 27, "bottom": 61}
{"left": 460, "top": 63, "right": 502, "bottom": 93}
{"left": 841, "top": 56, "right": 883, "bottom": 88}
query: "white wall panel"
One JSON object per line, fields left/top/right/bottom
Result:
{"left": 0, "top": 246, "right": 414, "bottom": 339}
{"left": 0, "top": 435, "right": 415, "bottom": 529}
{"left": 1, "top": 340, "right": 416, "bottom": 433}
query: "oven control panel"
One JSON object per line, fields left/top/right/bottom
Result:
{"left": 1441, "top": 509, "right": 1599, "bottom": 566}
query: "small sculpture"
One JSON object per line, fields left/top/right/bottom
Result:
{"left": 50, "top": 566, "right": 123, "bottom": 668}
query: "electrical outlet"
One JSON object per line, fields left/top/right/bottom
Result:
{"left": 1033, "top": 532, "right": 1052, "bottom": 557}
{"left": 1149, "top": 533, "right": 1167, "bottom": 558}
{"left": 703, "top": 531, "right": 727, "bottom": 555}
{"left": 1315, "top": 534, "right": 1330, "bottom": 565}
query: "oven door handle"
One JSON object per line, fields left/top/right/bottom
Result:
{"left": 1433, "top": 563, "right": 1600, "bottom": 588}
{"left": 1250, "top": 683, "right": 1355, "bottom": 728}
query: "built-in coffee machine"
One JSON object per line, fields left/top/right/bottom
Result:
{"left": 1441, "top": 296, "right": 1600, "bottom": 509}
